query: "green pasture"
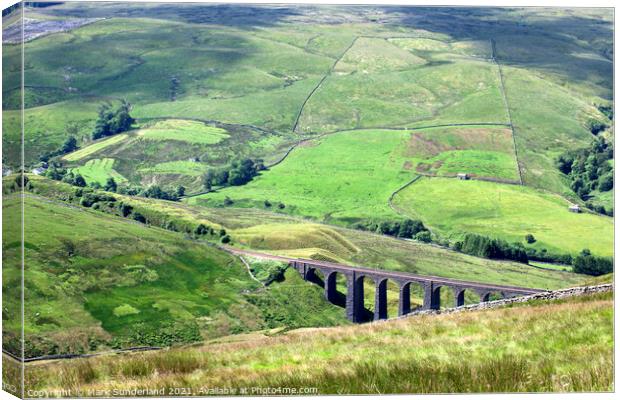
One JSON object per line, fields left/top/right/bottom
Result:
{"left": 405, "top": 126, "right": 518, "bottom": 180}
{"left": 1, "top": 191, "right": 345, "bottom": 356}
{"left": 189, "top": 129, "right": 415, "bottom": 222}
{"left": 63, "top": 134, "right": 128, "bottom": 162}
{"left": 502, "top": 66, "right": 608, "bottom": 194}
{"left": 392, "top": 177, "right": 613, "bottom": 256}
{"left": 190, "top": 126, "right": 522, "bottom": 220}
{"left": 3, "top": 100, "right": 105, "bottom": 165}
{"left": 137, "top": 119, "right": 229, "bottom": 145}
{"left": 72, "top": 158, "right": 127, "bottom": 185}
{"left": 298, "top": 57, "right": 507, "bottom": 133}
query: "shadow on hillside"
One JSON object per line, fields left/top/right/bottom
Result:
{"left": 382, "top": 6, "right": 613, "bottom": 99}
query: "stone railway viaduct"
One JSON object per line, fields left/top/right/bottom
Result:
{"left": 226, "top": 248, "right": 546, "bottom": 323}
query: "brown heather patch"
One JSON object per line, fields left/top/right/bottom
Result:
{"left": 405, "top": 128, "right": 514, "bottom": 158}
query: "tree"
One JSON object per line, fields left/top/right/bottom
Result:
{"left": 61, "top": 136, "right": 78, "bottom": 154}
{"left": 264, "top": 200, "right": 272, "bottom": 208}
{"left": 104, "top": 177, "right": 117, "bottom": 192}
{"left": 92, "top": 101, "right": 134, "bottom": 140}
{"left": 220, "top": 235, "right": 231, "bottom": 244}
{"left": 587, "top": 118, "right": 607, "bottom": 135}
{"left": 415, "top": 231, "right": 432, "bottom": 243}
{"left": 176, "top": 186, "right": 186, "bottom": 197}
{"left": 599, "top": 173, "right": 613, "bottom": 191}
{"left": 133, "top": 212, "right": 147, "bottom": 223}
{"left": 73, "top": 174, "right": 87, "bottom": 187}
{"left": 573, "top": 254, "right": 613, "bottom": 276}
{"left": 194, "top": 224, "right": 209, "bottom": 236}
{"left": 525, "top": 234, "right": 536, "bottom": 244}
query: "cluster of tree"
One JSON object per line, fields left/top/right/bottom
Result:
{"left": 46, "top": 165, "right": 182, "bottom": 202}
{"left": 61, "top": 171, "right": 87, "bottom": 187}
{"left": 40, "top": 136, "right": 79, "bottom": 162}
{"left": 584, "top": 201, "right": 614, "bottom": 217}
{"left": 524, "top": 247, "right": 573, "bottom": 265}
{"left": 557, "top": 137, "right": 613, "bottom": 206}
{"left": 202, "top": 158, "right": 264, "bottom": 189}
{"left": 68, "top": 186, "right": 233, "bottom": 244}
{"left": 597, "top": 104, "right": 613, "bottom": 121}
{"left": 193, "top": 223, "right": 230, "bottom": 243}
{"left": 453, "top": 233, "right": 528, "bottom": 263}
{"left": 586, "top": 118, "right": 608, "bottom": 136}
{"left": 45, "top": 165, "right": 87, "bottom": 188}
{"left": 353, "top": 218, "right": 430, "bottom": 241}
{"left": 572, "top": 249, "right": 613, "bottom": 276}
{"left": 140, "top": 185, "right": 179, "bottom": 201}
{"left": 92, "top": 101, "right": 135, "bottom": 140}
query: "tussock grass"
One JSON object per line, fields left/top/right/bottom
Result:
{"left": 25, "top": 292, "right": 613, "bottom": 395}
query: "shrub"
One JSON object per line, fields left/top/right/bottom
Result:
{"left": 525, "top": 234, "right": 536, "bottom": 244}
{"left": 220, "top": 235, "right": 231, "bottom": 244}
{"left": 573, "top": 254, "right": 613, "bottom": 276}
{"left": 132, "top": 212, "right": 147, "bottom": 223}
{"left": 415, "top": 231, "right": 432, "bottom": 243}
{"left": 194, "top": 224, "right": 210, "bottom": 236}
{"left": 456, "top": 233, "right": 528, "bottom": 263}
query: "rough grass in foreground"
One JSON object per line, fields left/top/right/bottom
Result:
{"left": 23, "top": 291, "right": 613, "bottom": 394}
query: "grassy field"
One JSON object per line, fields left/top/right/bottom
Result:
{"left": 63, "top": 134, "right": 128, "bottom": 162}
{"left": 2, "top": 6, "right": 614, "bottom": 391}
{"left": 72, "top": 158, "right": 127, "bottom": 185}
{"left": 137, "top": 119, "right": 229, "bottom": 144}
{"left": 190, "top": 126, "right": 522, "bottom": 222}
{"left": 4, "top": 100, "right": 107, "bottom": 165}
{"left": 297, "top": 44, "right": 508, "bottom": 133}
{"left": 138, "top": 160, "right": 207, "bottom": 177}
{"left": 502, "top": 66, "right": 608, "bottom": 194}
{"left": 21, "top": 291, "right": 613, "bottom": 394}
{"left": 392, "top": 177, "right": 613, "bottom": 256}
{"left": 404, "top": 126, "right": 518, "bottom": 180}
{"left": 2, "top": 183, "right": 348, "bottom": 357}
{"left": 190, "top": 129, "right": 414, "bottom": 222}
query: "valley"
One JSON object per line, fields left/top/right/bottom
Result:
{"left": 1, "top": 2, "right": 614, "bottom": 395}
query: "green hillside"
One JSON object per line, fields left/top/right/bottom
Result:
{"left": 1, "top": 5, "right": 613, "bottom": 391}
{"left": 2, "top": 187, "right": 346, "bottom": 358}
{"left": 22, "top": 290, "right": 613, "bottom": 394}
{"left": 392, "top": 177, "right": 614, "bottom": 256}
